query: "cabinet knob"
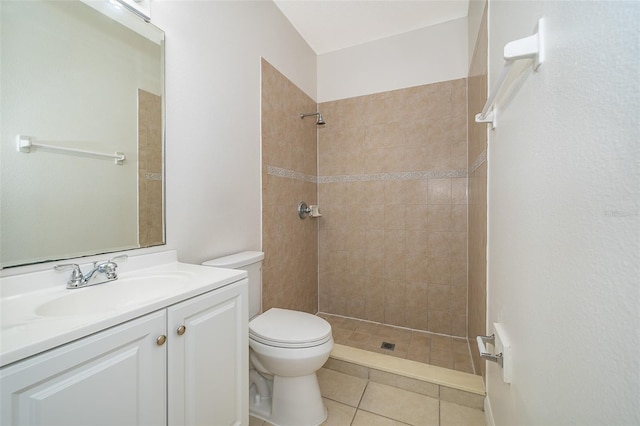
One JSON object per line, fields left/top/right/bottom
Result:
{"left": 177, "top": 325, "right": 186, "bottom": 336}
{"left": 156, "top": 335, "right": 167, "bottom": 346}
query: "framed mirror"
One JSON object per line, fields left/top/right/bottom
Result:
{"left": 0, "top": 0, "right": 165, "bottom": 268}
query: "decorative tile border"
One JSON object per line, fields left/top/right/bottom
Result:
{"left": 266, "top": 165, "right": 468, "bottom": 184}
{"left": 266, "top": 165, "right": 317, "bottom": 183}
{"left": 144, "top": 172, "right": 162, "bottom": 181}
{"left": 317, "top": 169, "right": 468, "bottom": 183}
{"left": 469, "top": 149, "right": 486, "bottom": 174}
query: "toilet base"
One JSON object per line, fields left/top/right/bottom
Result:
{"left": 249, "top": 372, "right": 327, "bottom": 426}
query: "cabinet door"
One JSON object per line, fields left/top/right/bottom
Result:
{"left": 0, "top": 311, "right": 167, "bottom": 426}
{"left": 167, "top": 279, "right": 248, "bottom": 426}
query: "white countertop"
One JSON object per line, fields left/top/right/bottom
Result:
{"left": 0, "top": 251, "right": 246, "bottom": 367}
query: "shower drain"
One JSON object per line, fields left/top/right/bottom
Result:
{"left": 380, "top": 342, "right": 395, "bottom": 351}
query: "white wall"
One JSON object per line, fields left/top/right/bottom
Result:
{"left": 486, "top": 1, "right": 640, "bottom": 425}
{"left": 317, "top": 17, "right": 468, "bottom": 103}
{"left": 152, "top": 1, "right": 316, "bottom": 264}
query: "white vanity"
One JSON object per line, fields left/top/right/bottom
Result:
{"left": 0, "top": 251, "right": 248, "bottom": 426}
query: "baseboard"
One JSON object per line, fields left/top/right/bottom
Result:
{"left": 484, "top": 393, "right": 496, "bottom": 426}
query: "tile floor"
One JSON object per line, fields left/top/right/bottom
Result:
{"left": 249, "top": 368, "right": 485, "bottom": 426}
{"left": 318, "top": 313, "right": 475, "bottom": 374}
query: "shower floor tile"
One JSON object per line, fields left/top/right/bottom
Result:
{"left": 318, "top": 313, "right": 476, "bottom": 375}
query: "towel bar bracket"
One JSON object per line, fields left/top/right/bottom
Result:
{"left": 476, "top": 334, "right": 504, "bottom": 367}
{"left": 475, "top": 17, "right": 545, "bottom": 129}
{"left": 477, "top": 323, "right": 512, "bottom": 383}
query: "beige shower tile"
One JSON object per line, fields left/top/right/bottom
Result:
{"left": 365, "top": 276, "right": 385, "bottom": 323}
{"left": 405, "top": 204, "right": 428, "bottom": 230}
{"left": 452, "top": 338, "right": 470, "bottom": 355}
{"left": 384, "top": 180, "right": 406, "bottom": 205}
{"left": 362, "top": 180, "right": 386, "bottom": 204}
{"left": 345, "top": 182, "right": 368, "bottom": 209}
{"left": 424, "top": 139, "right": 452, "bottom": 170}
{"left": 359, "top": 382, "right": 439, "bottom": 425}
{"left": 451, "top": 314, "right": 467, "bottom": 338}
{"left": 428, "top": 285, "right": 451, "bottom": 312}
{"left": 366, "top": 252, "right": 385, "bottom": 278}
{"left": 430, "top": 357, "right": 454, "bottom": 370}
{"left": 317, "top": 368, "right": 368, "bottom": 407}
{"left": 452, "top": 205, "right": 467, "bottom": 232}
{"left": 440, "top": 401, "right": 485, "bottom": 426}
{"left": 427, "top": 232, "right": 452, "bottom": 258}
{"left": 348, "top": 331, "right": 374, "bottom": 350}
{"left": 428, "top": 311, "right": 452, "bottom": 335}
{"left": 450, "top": 139, "right": 468, "bottom": 169}
{"left": 341, "top": 317, "right": 365, "bottom": 331}
{"left": 405, "top": 255, "right": 428, "bottom": 283}
{"left": 405, "top": 282, "right": 428, "bottom": 330}
{"left": 450, "top": 287, "right": 467, "bottom": 314}
{"left": 426, "top": 257, "right": 451, "bottom": 285}
{"left": 386, "top": 326, "right": 413, "bottom": 343}
{"left": 427, "top": 178, "right": 452, "bottom": 204}
{"left": 406, "top": 350, "right": 430, "bottom": 364}
{"left": 366, "top": 229, "right": 385, "bottom": 252}
{"left": 405, "top": 229, "right": 428, "bottom": 254}
{"left": 427, "top": 204, "right": 453, "bottom": 232}
{"left": 351, "top": 321, "right": 376, "bottom": 337}
{"left": 385, "top": 204, "right": 406, "bottom": 230}
{"left": 346, "top": 227, "right": 366, "bottom": 252}
{"left": 451, "top": 232, "right": 468, "bottom": 259}
{"left": 407, "top": 334, "right": 431, "bottom": 364}
{"left": 430, "top": 333, "right": 453, "bottom": 350}
{"left": 332, "top": 328, "right": 354, "bottom": 345}
{"left": 364, "top": 205, "right": 385, "bottom": 230}
{"left": 402, "top": 180, "right": 429, "bottom": 205}
{"left": 451, "top": 178, "right": 468, "bottom": 204}
{"left": 450, "top": 258, "right": 468, "bottom": 287}
{"left": 384, "top": 280, "right": 406, "bottom": 326}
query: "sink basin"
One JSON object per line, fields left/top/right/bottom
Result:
{"left": 35, "top": 271, "right": 194, "bottom": 317}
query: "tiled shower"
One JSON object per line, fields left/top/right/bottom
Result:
{"left": 317, "top": 80, "right": 468, "bottom": 338}
{"left": 262, "top": 6, "right": 488, "bottom": 375}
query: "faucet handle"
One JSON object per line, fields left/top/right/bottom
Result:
{"left": 100, "top": 254, "right": 128, "bottom": 279}
{"left": 54, "top": 263, "right": 83, "bottom": 287}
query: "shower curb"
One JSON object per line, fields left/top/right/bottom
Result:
{"left": 324, "top": 343, "right": 485, "bottom": 410}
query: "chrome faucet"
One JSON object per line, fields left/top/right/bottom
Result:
{"left": 55, "top": 254, "right": 128, "bottom": 289}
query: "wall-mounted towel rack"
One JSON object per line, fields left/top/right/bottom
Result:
{"left": 16, "top": 135, "right": 126, "bottom": 165}
{"left": 476, "top": 18, "right": 545, "bottom": 129}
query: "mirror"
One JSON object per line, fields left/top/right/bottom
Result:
{"left": 0, "top": 0, "right": 165, "bottom": 268}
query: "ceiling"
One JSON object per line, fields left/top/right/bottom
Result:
{"left": 273, "top": 0, "right": 470, "bottom": 55}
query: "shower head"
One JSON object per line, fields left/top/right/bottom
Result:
{"left": 300, "top": 112, "right": 326, "bottom": 126}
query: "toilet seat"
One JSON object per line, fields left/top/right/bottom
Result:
{"left": 249, "top": 308, "right": 332, "bottom": 349}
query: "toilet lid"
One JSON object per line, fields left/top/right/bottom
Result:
{"left": 249, "top": 308, "right": 332, "bottom": 348}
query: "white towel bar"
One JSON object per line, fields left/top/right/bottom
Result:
{"left": 16, "top": 135, "right": 125, "bottom": 165}
{"left": 476, "top": 18, "right": 545, "bottom": 128}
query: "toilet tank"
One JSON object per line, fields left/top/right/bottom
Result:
{"left": 202, "top": 251, "right": 265, "bottom": 319}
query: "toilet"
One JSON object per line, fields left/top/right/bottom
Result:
{"left": 202, "top": 251, "right": 333, "bottom": 426}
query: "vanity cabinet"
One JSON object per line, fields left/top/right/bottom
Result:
{"left": 0, "top": 311, "right": 167, "bottom": 425}
{"left": 167, "top": 279, "right": 248, "bottom": 425}
{"left": 0, "top": 279, "right": 248, "bottom": 426}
